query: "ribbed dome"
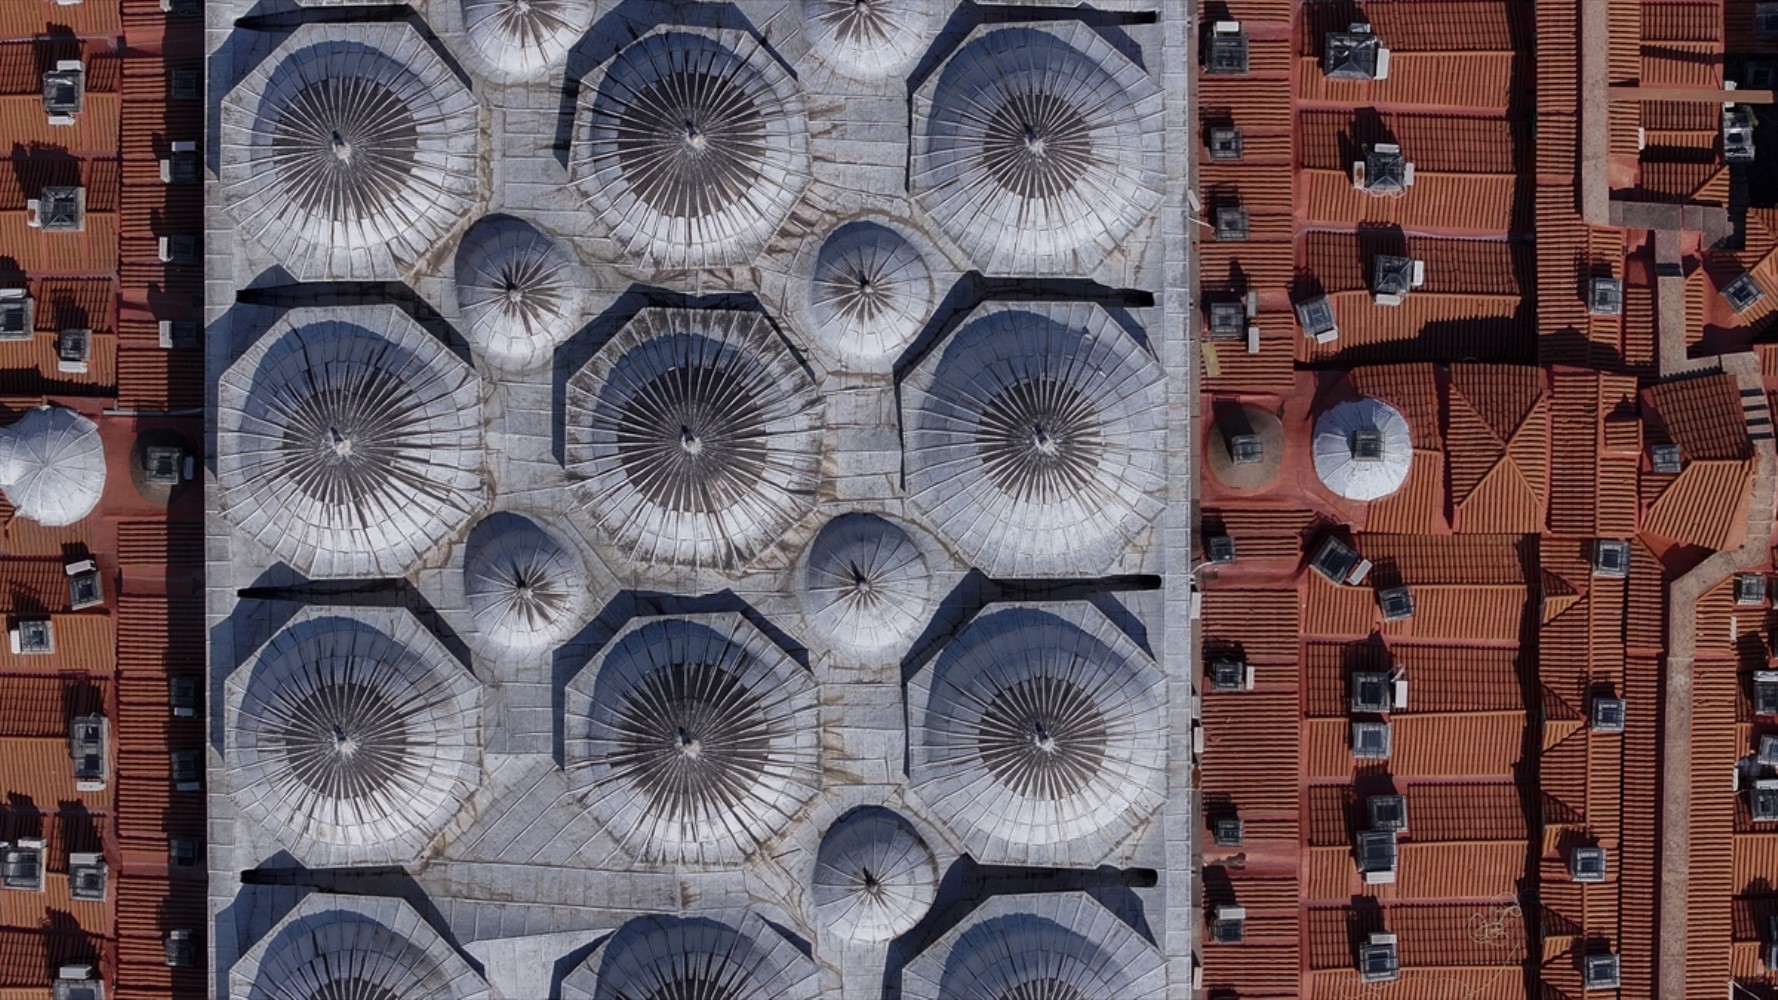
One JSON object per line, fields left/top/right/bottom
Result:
{"left": 809, "top": 221, "right": 933, "bottom": 365}
{"left": 463, "top": 512, "right": 590, "bottom": 651}
{"left": 216, "top": 306, "right": 483, "bottom": 579}
{"left": 232, "top": 895, "right": 491, "bottom": 1000}
{"left": 814, "top": 807, "right": 939, "bottom": 942}
{"left": 455, "top": 215, "right": 583, "bottom": 369}
{"left": 801, "top": 0, "right": 935, "bottom": 80}
{"left": 460, "top": 0, "right": 594, "bottom": 78}
{"left": 0, "top": 405, "right": 106, "bottom": 526}
{"left": 226, "top": 610, "right": 481, "bottom": 866}
{"left": 902, "top": 895, "right": 1167, "bottom": 1000}
{"left": 572, "top": 28, "right": 811, "bottom": 269}
{"left": 800, "top": 513, "right": 932, "bottom": 657}
{"left": 564, "top": 614, "right": 820, "bottom": 865}
{"left": 909, "top": 604, "right": 1166, "bottom": 866}
{"left": 561, "top": 913, "right": 820, "bottom": 1000}
{"left": 912, "top": 23, "right": 1164, "bottom": 274}
{"left": 220, "top": 24, "right": 480, "bottom": 280}
{"left": 565, "top": 308, "right": 823, "bottom": 571}
{"left": 902, "top": 301, "right": 1166, "bottom": 578}
{"left": 1312, "top": 397, "right": 1414, "bottom": 502}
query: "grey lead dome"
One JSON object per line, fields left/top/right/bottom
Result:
{"left": 814, "top": 807, "right": 940, "bottom": 942}
{"left": 808, "top": 220, "right": 934, "bottom": 365}
{"left": 0, "top": 405, "right": 106, "bottom": 527}
{"left": 460, "top": 0, "right": 595, "bottom": 78}
{"left": 232, "top": 894, "right": 491, "bottom": 1000}
{"left": 562, "top": 912, "right": 820, "bottom": 1000}
{"left": 902, "top": 894, "right": 1167, "bottom": 1000}
{"left": 801, "top": 0, "right": 936, "bottom": 79}
{"left": 800, "top": 513, "right": 934, "bottom": 657}
{"left": 455, "top": 215, "right": 584, "bottom": 369}
{"left": 463, "top": 512, "right": 591, "bottom": 651}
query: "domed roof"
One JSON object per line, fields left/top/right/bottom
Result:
{"left": 564, "top": 614, "right": 821, "bottom": 865}
{"left": 231, "top": 894, "right": 491, "bottom": 1000}
{"left": 460, "top": 0, "right": 595, "bottom": 78}
{"left": 565, "top": 307, "right": 823, "bottom": 571}
{"left": 216, "top": 305, "right": 484, "bottom": 579}
{"left": 800, "top": 513, "right": 933, "bottom": 657}
{"left": 463, "top": 512, "right": 590, "bottom": 651}
{"left": 454, "top": 216, "right": 583, "bottom": 369}
{"left": 902, "top": 894, "right": 1167, "bottom": 1000}
{"left": 561, "top": 913, "right": 819, "bottom": 1000}
{"left": 0, "top": 405, "right": 105, "bottom": 526}
{"left": 1312, "top": 396, "right": 1413, "bottom": 501}
{"left": 801, "top": 0, "right": 936, "bottom": 80}
{"left": 808, "top": 221, "right": 933, "bottom": 365}
{"left": 902, "top": 301, "right": 1166, "bottom": 577}
{"left": 814, "top": 807, "right": 939, "bottom": 942}
{"left": 1206, "top": 404, "right": 1284, "bottom": 492}
{"left": 225, "top": 609, "right": 481, "bottom": 867}
{"left": 911, "top": 23, "right": 1165, "bottom": 274}
{"left": 571, "top": 28, "right": 811, "bottom": 269}
{"left": 909, "top": 604, "right": 1166, "bottom": 866}
{"left": 220, "top": 24, "right": 480, "bottom": 281}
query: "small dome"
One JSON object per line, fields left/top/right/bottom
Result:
{"left": 800, "top": 513, "right": 932, "bottom": 657}
{"left": 220, "top": 24, "right": 480, "bottom": 280}
{"left": 902, "top": 894, "right": 1166, "bottom": 1000}
{"left": 572, "top": 28, "right": 812, "bottom": 269}
{"left": 565, "top": 307, "right": 823, "bottom": 571}
{"left": 561, "top": 913, "right": 819, "bottom": 1000}
{"left": 225, "top": 609, "right": 482, "bottom": 866}
{"left": 912, "top": 23, "right": 1164, "bottom": 274}
{"left": 909, "top": 604, "right": 1166, "bottom": 866}
{"left": 1205, "top": 405, "right": 1284, "bottom": 492}
{"left": 463, "top": 513, "right": 590, "bottom": 650}
{"left": 0, "top": 405, "right": 105, "bottom": 526}
{"left": 1312, "top": 397, "right": 1413, "bottom": 501}
{"left": 801, "top": 0, "right": 935, "bottom": 80}
{"left": 814, "top": 807, "right": 939, "bottom": 942}
{"left": 564, "top": 614, "right": 820, "bottom": 865}
{"left": 460, "top": 0, "right": 595, "bottom": 78}
{"left": 231, "top": 894, "right": 491, "bottom": 1000}
{"left": 809, "top": 221, "right": 932, "bottom": 365}
{"left": 455, "top": 216, "right": 583, "bottom": 369}
{"left": 216, "top": 305, "right": 483, "bottom": 579}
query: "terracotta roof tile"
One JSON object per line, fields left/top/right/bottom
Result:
{"left": 1302, "top": 169, "right": 1521, "bottom": 234}
{"left": 1200, "top": 508, "right": 1315, "bottom": 561}
{"left": 1301, "top": 233, "right": 1528, "bottom": 297}
{"left": 1364, "top": 449, "right": 1448, "bottom": 534}
{"left": 1202, "top": 587, "right": 1301, "bottom": 668}
{"left": 1296, "top": 111, "right": 1523, "bottom": 175}
{"left": 1398, "top": 841, "right": 1527, "bottom": 898}
{"left": 1201, "top": 692, "right": 1300, "bottom": 815}
{"left": 1392, "top": 710, "right": 1526, "bottom": 775}
{"left": 1201, "top": 942, "right": 1300, "bottom": 997}
{"left": 1302, "top": 292, "right": 1529, "bottom": 367}
{"left": 1642, "top": 458, "right": 1755, "bottom": 550}
{"left": 1297, "top": 53, "right": 1520, "bottom": 107}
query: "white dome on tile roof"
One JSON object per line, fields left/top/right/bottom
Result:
{"left": 565, "top": 307, "right": 823, "bottom": 571}
{"left": 909, "top": 604, "right": 1166, "bottom": 867}
{"left": 1312, "top": 396, "right": 1414, "bottom": 501}
{"left": 564, "top": 614, "right": 821, "bottom": 865}
{"left": 814, "top": 807, "right": 939, "bottom": 942}
{"left": 571, "top": 28, "right": 812, "bottom": 269}
{"left": 0, "top": 405, "right": 105, "bottom": 527}
{"left": 225, "top": 609, "right": 482, "bottom": 867}
{"left": 460, "top": 0, "right": 595, "bottom": 78}
{"left": 902, "top": 301, "right": 1166, "bottom": 578}
{"left": 800, "top": 513, "right": 933, "bottom": 658}
{"left": 801, "top": 0, "right": 936, "bottom": 80}
{"left": 808, "top": 221, "right": 933, "bottom": 365}
{"left": 455, "top": 215, "right": 584, "bottom": 369}
{"left": 216, "top": 305, "right": 484, "bottom": 579}
{"left": 463, "top": 512, "right": 590, "bottom": 651}
{"left": 231, "top": 894, "right": 491, "bottom": 1000}
{"left": 912, "top": 23, "right": 1165, "bottom": 274}
{"left": 220, "top": 24, "right": 480, "bottom": 281}
{"left": 561, "top": 912, "right": 820, "bottom": 1000}
{"left": 901, "top": 894, "right": 1167, "bottom": 1000}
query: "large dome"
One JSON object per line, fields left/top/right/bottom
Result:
{"left": 909, "top": 604, "right": 1166, "bottom": 866}
{"left": 902, "top": 894, "right": 1167, "bottom": 1000}
{"left": 912, "top": 23, "right": 1165, "bottom": 274}
{"left": 814, "top": 807, "right": 939, "bottom": 942}
{"left": 808, "top": 220, "right": 933, "bottom": 366}
{"left": 801, "top": 0, "right": 935, "bottom": 80}
{"left": 460, "top": 0, "right": 595, "bottom": 78}
{"left": 220, "top": 24, "right": 480, "bottom": 281}
{"left": 561, "top": 913, "right": 820, "bottom": 1000}
{"left": 571, "top": 28, "right": 811, "bottom": 269}
{"left": 463, "top": 512, "right": 591, "bottom": 651}
{"left": 564, "top": 614, "right": 821, "bottom": 865}
{"left": 902, "top": 301, "right": 1166, "bottom": 577}
{"left": 799, "top": 513, "right": 933, "bottom": 658}
{"left": 216, "top": 306, "right": 484, "bottom": 579}
{"left": 455, "top": 215, "right": 584, "bottom": 369}
{"left": 225, "top": 609, "right": 482, "bottom": 867}
{"left": 0, "top": 405, "right": 106, "bottom": 526}
{"left": 566, "top": 308, "right": 823, "bottom": 571}
{"left": 1312, "top": 396, "right": 1414, "bottom": 501}
{"left": 231, "top": 895, "right": 491, "bottom": 1000}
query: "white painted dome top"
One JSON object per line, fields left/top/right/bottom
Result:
{"left": 561, "top": 912, "right": 819, "bottom": 1000}
{"left": 902, "top": 894, "right": 1167, "bottom": 1000}
{"left": 0, "top": 405, "right": 105, "bottom": 526}
{"left": 814, "top": 806, "right": 940, "bottom": 942}
{"left": 1312, "top": 396, "right": 1414, "bottom": 501}
{"left": 231, "top": 894, "right": 491, "bottom": 1000}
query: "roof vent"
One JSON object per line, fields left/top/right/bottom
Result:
{"left": 1204, "top": 21, "right": 1250, "bottom": 74}
{"left": 56, "top": 328, "right": 89, "bottom": 374}
{"left": 169, "top": 68, "right": 199, "bottom": 101}
{"left": 171, "top": 750, "right": 201, "bottom": 791}
{"left": 1370, "top": 255, "right": 1425, "bottom": 306}
{"left": 168, "top": 837, "right": 197, "bottom": 867}
{"left": 1211, "top": 905, "right": 1246, "bottom": 943}
{"left": 1569, "top": 845, "right": 1608, "bottom": 883}
{"left": 1768, "top": 913, "right": 1778, "bottom": 970}
{"left": 1348, "top": 428, "right": 1384, "bottom": 462}
{"left": 1755, "top": 779, "right": 1778, "bottom": 821}
{"left": 1325, "top": 24, "right": 1391, "bottom": 80}
{"left": 1763, "top": 735, "right": 1778, "bottom": 767}
{"left": 11, "top": 620, "right": 54, "bottom": 655}
{"left": 143, "top": 445, "right": 184, "bottom": 486}
{"left": 68, "top": 853, "right": 105, "bottom": 901}
{"left": 157, "top": 319, "right": 199, "bottom": 349}
{"left": 1295, "top": 294, "right": 1338, "bottom": 343}
{"left": 1377, "top": 585, "right": 1414, "bottom": 622}
{"left": 1212, "top": 816, "right": 1244, "bottom": 846}
{"left": 1588, "top": 277, "right": 1624, "bottom": 316}
{"left": 1229, "top": 433, "right": 1265, "bottom": 465}
{"left": 1590, "top": 696, "right": 1625, "bottom": 733}
{"left": 1352, "top": 142, "right": 1413, "bottom": 196}
{"left": 159, "top": 141, "right": 199, "bottom": 185}
{"left": 158, "top": 235, "right": 197, "bottom": 263}
{"left": 1582, "top": 953, "right": 1620, "bottom": 990}
{"left": 1208, "top": 126, "right": 1244, "bottom": 161}
{"left": 1367, "top": 794, "right": 1407, "bottom": 833}
{"left": 1311, "top": 535, "right": 1369, "bottom": 584}
{"left": 163, "top": 929, "right": 196, "bottom": 968}
{"left": 1356, "top": 830, "right": 1398, "bottom": 884}
{"left": 1739, "top": 573, "right": 1769, "bottom": 607}
{"left": 1725, "top": 107, "right": 1757, "bottom": 164}
{"left": 1208, "top": 300, "right": 1248, "bottom": 340}
{"left": 1352, "top": 720, "right": 1391, "bottom": 759}
{"left": 170, "top": 676, "right": 197, "bottom": 718}
{"left": 52, "top": 967, "right": 101, "bottom": 1000}
{"left": 1214, "top": 206, "right": 1249, "bottom": 242}
{"left": 1358, "top": 931, "right": 1400, "bottom": 982}
{"left": 1757, "top": 671, "right": 1778, "bottom": 717}
{"left": 27, "top": 186, "right": 85, "bottom": 232}
{"left": 69, "top": 714, "right": 107, "bottom": 790}
{"left": 1591, "top": 539, "right": 1630, "bottom": 578}
{"left": 66, "top": 560, "right": 101, "bottom": 610}
{"left": 0, "top": 839, "right": 43, "bottom": 891}
{"left": 1725, "top": 273, "right": 1767, "bottom": 313}
{"left": 0, "top": 288, "right": 33, "bottom": 341}
{"left": 43, "top": 61, "right": 83, "bottom": 124}
{"left": 1350, "top": 671, "right": 1394, "bottom": 714}
{"left": 1206, "top": 534, "right": 1238, "bottom": 564}
{"left": 1209, "top": 656, "right": 1255, "bottom": 692}
{"left": 1649, "top": 442, "right": 1682, "bottom": 474}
